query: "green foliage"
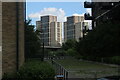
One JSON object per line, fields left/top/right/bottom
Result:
{"left": 2, "top": 60, "right": 55, "bottom": 80}
{"left": 17, "top": 60, "right": 55, "bottom": 80}
{"left": 44, "top": 49, "right": 51, "bottom": 57}
{"left": 62, "top": 39, "right": 79, "bottom": 58}
{"left": 48, "top": 51, "right": 55, "bottom": 57}
{"left": 66, "top": 48, "right": 77, "bottom": 56}
{"left": 62, "top": 39, "right": 77, "bottom": 51}
{"left": 47, "top": 50, "right": 66, "bottom": 58}
{"left": 2, "top": 73, "right": 16, "bottom": 79}
{"left": 76, "top": 22, "right": 120, "bottom": 60}
{"left": 103, "top": 56, "right": 120, "bottom": 64}
{"left": 25, "top": 19, "right": 41, "bottom": 58}
{"left": 54, "top": 50, "right": 66, "bottom": 56}
{"left": 111, "top": 56, "right": 120, "bottom": 64}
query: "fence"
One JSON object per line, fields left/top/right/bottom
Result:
{"left": 45, "top": 56, "right": 65, "bottom": 60}
{"left": 51, "top": 60, "right": 68, "bottom": 80}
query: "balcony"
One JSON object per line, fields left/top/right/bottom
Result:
{"left": 84, "top": 13, "right": 93, "bottom": 20}
{"left": 101, "top": 2, "right": 116, "bottom": 10}
{"left": 84, "top": 1, "right": 93, "bottom": 8}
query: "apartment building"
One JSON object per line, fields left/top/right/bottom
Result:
{"left": 36, "top": 15, "right": 62, "bottom": 47}
{"left": 0, "top": 2, "right": 25, "bottom": 78}
{"left": 74, "top": 22, "right": 83, "bottom": 41}
{"left": 56, "top": 22, "right": 62, "bottom": 46}
{"left": 64, "top": 16, "right": 89, "bottom": 42}
{"left": 84, "top": 1, "right": 120, "bottom": 28}
{"left": 36, "top": 21, "right": 41, "bottom": 30}
{"left": 64, "top": 22, "right": 67, "bottom": 42}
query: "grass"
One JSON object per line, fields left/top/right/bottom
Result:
{"left": 56, "top": 58, "right": 116, "bottom": 69}
{"left": 55, "top": 57, "right": 119, "bottom": 78}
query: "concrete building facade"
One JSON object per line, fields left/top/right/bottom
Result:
{"left": 56, "top": 22, "right": 62, "bottom": 46}
{"left": 0, "top": 2, "right": 25, "bottom": 78}
{"left": 36, "top": 15, "right": 62, "bottom": 47}
{"left": 74, "top": 22, "right": 83, "bottom": 41}
{"left": 36, "top": 21, "right": 41, "bottom": 31}
{"left": 84, "top": 1, "right": 120, "bottom": 28}
{"left": 64, "top": 22, "right": 67, "bottom": 42}
{"left": 64, "top": 16, "right": 89, "bottom": 42}
{"left": 92, "top": 2, "right": 120, "bottom": 27}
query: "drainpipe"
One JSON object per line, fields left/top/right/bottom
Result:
{"left": 24, "top": 2, "right": 26, "bottom": 62}
{"left": 16, "top": 2, "right": 19, "bottom": 72}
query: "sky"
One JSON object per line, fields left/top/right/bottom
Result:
{"left": 26, "top": 2, "right": 92, "bottom": 25}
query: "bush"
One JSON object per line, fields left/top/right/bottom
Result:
{"left": 62, "top": 39, "right": 77, "bottom": 51}
{"left": 3, "top": 60, "right": 55, "bottom": 80}
{"left": 111, "top": 56, "right": 120, "bottom": 64}
{"left": 54, "top": 50, "right": 66, "bottom": 56}
{"left": 100, "top": 56, "right": 120, "bottom": 64}
{"left": 66, "top": 48, "right": 78, "bottom": 56}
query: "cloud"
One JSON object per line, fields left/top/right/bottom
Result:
{"left": 72, "top": 13, "right": 84, "bottom": 16}
{"left": 72, "top": 8, "right": 92, "bottom": 17}
{"left": 28, "top": 8, "right": 66, "bottom": 22}
{"left": 28, "top": 13, "right": 40, "bottom": 18}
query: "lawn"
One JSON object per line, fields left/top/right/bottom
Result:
{"left": 55, "top": 57, "right": 119, "bottom": 78}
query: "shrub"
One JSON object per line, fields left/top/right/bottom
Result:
{"left": 18, "top": 60, "right": 55, "bottom": 80}
{"left": 66, "top": 48, "right": 78, "bottom": 56}
{"left": 101, "top": 56, "right": 120, "bottom": 64}
{"left": 54, "top": 50, "right": 66, "bottom": 56}
{"left": 3, "top": 60, "right": 55, "bottom": 80}
{"left": 111, "top": 56, "right": 120, "bottom": 64}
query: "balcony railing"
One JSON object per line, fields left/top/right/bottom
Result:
{"left": 84, "top": 13, "right": 93, "bottom": 20}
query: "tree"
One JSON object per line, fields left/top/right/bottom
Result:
{"left": 76, "top": 21, "right": 120, "bottom": 60}
{"left": 62, "top": 39, "right": 77, "bottom": 51}
{"left": 25, "top": 19, "right": 41, "bottom": 58}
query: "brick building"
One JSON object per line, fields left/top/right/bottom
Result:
{"left": 0, "top": 2, "right": 25, "bottom": 78}
{"left": 0, "top": 1, "right": 2, "bottom": 79}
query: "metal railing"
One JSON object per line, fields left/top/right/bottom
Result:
{"left": 51, "top": 60, "right": 68, "bottom": 80}
{"left": 45, "top": 56, "right": 65, "bottom": 60}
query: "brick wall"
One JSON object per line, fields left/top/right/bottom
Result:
{"left": 0, "top": 1, "right": 2, "bottom": 79}
{"left": 18, "top": 2, "right": 25, "bottom": 68}
{"left": 2, "top": 2, "right": 25, "bottom": 75}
